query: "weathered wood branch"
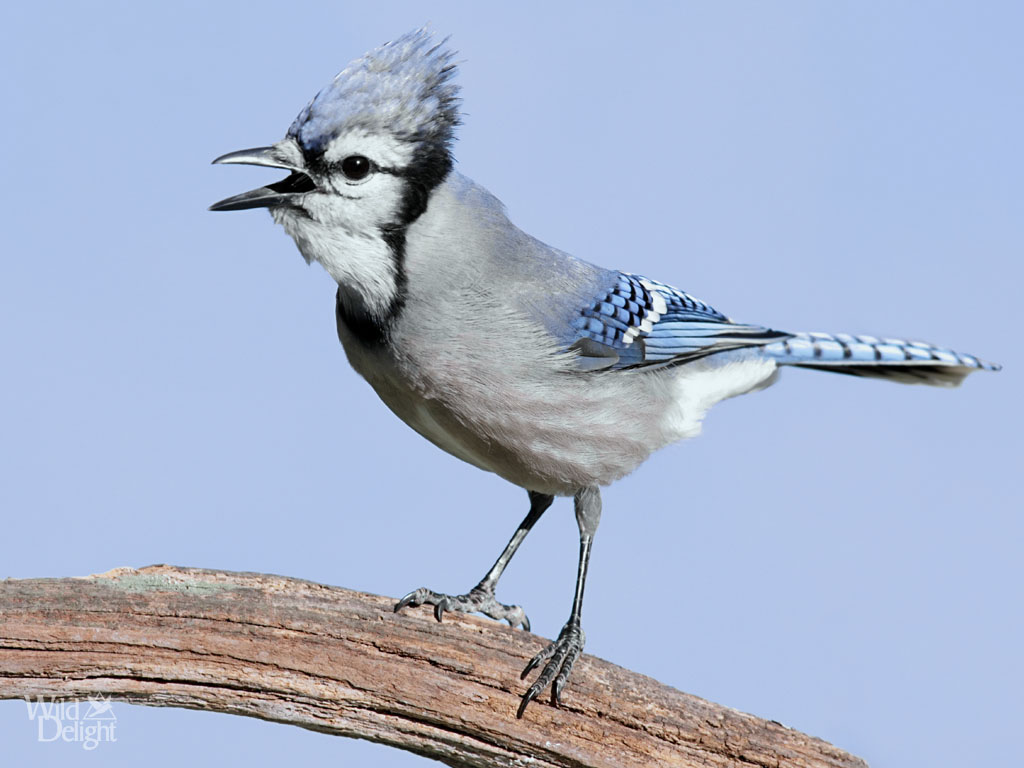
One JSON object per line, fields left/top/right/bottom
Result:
{"left": 0, "top": 565, "right": 866, "bottom": 767}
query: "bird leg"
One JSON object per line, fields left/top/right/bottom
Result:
{"left": 517, "top": 485, "right": 601, "bottom": 718}
{"left": 394, "top": 490, "right": 553, "bottom": 631}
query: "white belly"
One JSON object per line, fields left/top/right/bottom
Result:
{"left": 403, "top": 401, "right": 499, "bottom": 474}
{"left": 340, "top": 313, "right": 779, "bottom": 494}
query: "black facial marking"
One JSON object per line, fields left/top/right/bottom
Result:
{"left": 337, "top": 140, "right": 454, "bottom": 348}
{"left": 390, "top": 141, "right": 454, "bottom": 227}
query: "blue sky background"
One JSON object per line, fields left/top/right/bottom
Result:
{"left": 1, "top": 2, "right": 1020, "bottom": 766}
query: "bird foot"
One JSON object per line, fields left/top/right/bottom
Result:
{"left": 517, "top": 619, "right": 585, "bottom": 718}
{"left": 394, "top": 584, "right": 530, "bottom": 631}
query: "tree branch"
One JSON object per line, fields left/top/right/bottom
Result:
{"left": 0, "top": 565, "right": 866, "bottom": 768}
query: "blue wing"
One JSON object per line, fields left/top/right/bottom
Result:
{"left": 567, "top": 273, "right": 790, "bottom": 371}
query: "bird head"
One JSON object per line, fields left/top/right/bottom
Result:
{"left": 210, "top": 28, "right": 460, "bottom": 241}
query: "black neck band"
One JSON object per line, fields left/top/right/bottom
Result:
{"left": 335, "top": 141, "right": 453, "bottom": 347}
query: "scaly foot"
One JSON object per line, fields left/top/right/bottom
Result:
{"left": 517, "top": 619, "right": 585, "bottom": 718}
{"left": 394, "top": 584, "right": 530, "bottom": 630}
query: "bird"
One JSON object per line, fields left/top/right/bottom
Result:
{"left": 210, "top": 28, "right": 1000, "bottom": 718}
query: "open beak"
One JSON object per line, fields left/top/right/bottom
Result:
{"left": 209, "top": 146, "right": 316, "bottom": 211}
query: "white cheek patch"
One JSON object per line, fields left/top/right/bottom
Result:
{"left": 322, "top": 129, "right": 416, "bottom": 170}
{"left": 311, "top": 172, "right": 406, "bottom": 225}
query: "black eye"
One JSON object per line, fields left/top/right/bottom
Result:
{"left": 340, "top": 155, "right": 371, "bottom": 181}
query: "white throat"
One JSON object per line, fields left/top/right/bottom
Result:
{"left": 274, "top": 209, "right": 399, "bottom": 320}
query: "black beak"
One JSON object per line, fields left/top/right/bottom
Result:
{"left": 209, "top": 146, "right": 316, "bottom": 211}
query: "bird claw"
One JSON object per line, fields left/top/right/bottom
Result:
{"left": 394, "top": 585, "right": 531, "bottom": 631}
{"left": 517, "top": 620, "right": 585, "bottom": 718}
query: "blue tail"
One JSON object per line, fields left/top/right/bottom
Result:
{"left": 763, "top": 332, "right": 1001, "bottom": 387}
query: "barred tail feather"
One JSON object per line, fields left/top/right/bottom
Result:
{"left": 763, "top": 332, "right": 1001, "bottom": 387}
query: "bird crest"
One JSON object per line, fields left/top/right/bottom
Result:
{"left": 287, "top": 28, "right": 461, "bottom": 156}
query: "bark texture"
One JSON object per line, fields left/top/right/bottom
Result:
{"left": 0, "top": 565, "right": 867, "bottom": 768}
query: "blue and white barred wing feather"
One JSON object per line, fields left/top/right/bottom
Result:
{"left": 567, "top": 273, "right": 789, "bottom": 372}
{"left": 565, "top": 273, "right": 1000, "bottom": 385}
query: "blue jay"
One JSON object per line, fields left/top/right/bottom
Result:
{"left": 210, "top": 29, "right": 999, "bottom": 717}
